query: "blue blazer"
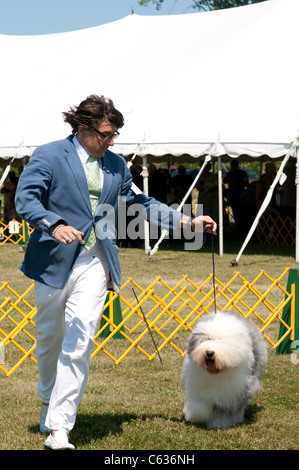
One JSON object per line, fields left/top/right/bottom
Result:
{"left": 15, "top": 136, "right": 182, "bottom": 291}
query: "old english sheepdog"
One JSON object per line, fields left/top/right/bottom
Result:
{"left": 182, "top": 311, "right": 267, "bottom": 429}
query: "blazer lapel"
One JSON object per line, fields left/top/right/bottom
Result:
{"left": 99, "top": 153, "right": 113, "bottom": 204}
{"left": 63, "top": 138, "right": 92, "bottom": 214}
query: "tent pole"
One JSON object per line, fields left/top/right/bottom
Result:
{"left": 0, "top": 165, "right": 11, "bottom": 190}
{"left": 142, "top": 156, "right": 151, "bottom": 254}
{"left": 296, "top": 142, "right": 299, "bottom": 262}
{"left": 0, "top": 150, "right": 19, "bottom": 190}
{"left": 218, "top": 156, "right": 223, "bottom": 256}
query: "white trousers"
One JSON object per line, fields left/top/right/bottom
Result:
{"left": 34, "top": 249, "right": 109, "bottom": 433}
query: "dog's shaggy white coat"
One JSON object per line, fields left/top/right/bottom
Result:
{"left": 182, "top": 311, "right": 267, "bottom": 429}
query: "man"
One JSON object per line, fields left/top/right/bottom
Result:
{"left": 223, "top": 160, "right": 249, "bottom": 233}
{"left": 15, "top": 95, "right": 216, "bottom": 450}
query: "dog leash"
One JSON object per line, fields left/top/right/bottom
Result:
{"left": 202, "top": 223, "right": 217, "bottom": 314}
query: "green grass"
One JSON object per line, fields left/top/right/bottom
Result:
{"left": 0, "top": 240, "right": 298, "bottom": 450}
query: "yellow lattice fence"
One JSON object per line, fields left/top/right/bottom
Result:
{"left": 257, "top": 215, "right": 296, "bottom": 246}
{"left": 0, "top": 220, "right": 33, "bottom": 246}
{"left": 0, "top": 268, "right": 295, "bottom": 377}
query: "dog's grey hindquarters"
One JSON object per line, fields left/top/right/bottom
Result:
{"left": 182, "top": 311, "right": 267, "bottom": 429}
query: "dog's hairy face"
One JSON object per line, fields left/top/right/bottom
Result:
{"left": 187, "top": 314, "right": 253, "bottom": 374}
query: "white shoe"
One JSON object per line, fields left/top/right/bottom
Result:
{"left": 39, "top": 404, "right": 51, "bottom": 434}
{"left": 44, "top": 430, "right": 75, "bottom": 450}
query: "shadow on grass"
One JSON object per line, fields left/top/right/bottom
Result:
{"left": 181, "top": 402, "right": 264, "bottom": 431}
{"left": 70, "top": 412, "right": 188, "bottom": 447}
{"left": 150, "top": 234, "right": 295, "bottom": 258}
{"left": 27, "top": 402, "right": 264, "bottom": 446}
{"left": 244, "top": 403, "right": 265, "bottom": 424}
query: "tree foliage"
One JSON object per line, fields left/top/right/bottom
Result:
{"left": 138, "top": 0, "right": 266, "bottom": 12}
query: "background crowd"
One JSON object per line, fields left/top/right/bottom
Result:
{"left": 130, "top": 158, "right": 296, "bottom": 241}
{"left": 0, "top": 159, "right": 296, "bottom": 243}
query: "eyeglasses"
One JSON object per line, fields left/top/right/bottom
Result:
{"left": 93, "top": 128, "right": 120, "bottom": 141}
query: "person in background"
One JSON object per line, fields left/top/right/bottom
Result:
{"left": 255, "top": 162, "right": 277, "bottom": 211}
{"left": 279, "top": 158, "right": 296, "bottom": 220}
{"left": 130, "top": 164, "right": 143, "bottom": 191}
{"left": 1, "top": 171, "right": 19, "bottom": 222}
{"left": 170, "top": 165, "right": 194, "bottom": 206}
{"left": 148, "top": 163, "right": 167, "bottom": 203}
{"left": 196, "top": 162, "right": 218, "bottom": 225}
{"left": 223, "top": 160, "right": 248, "bottom": 232}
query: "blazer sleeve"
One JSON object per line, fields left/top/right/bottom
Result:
{"left": 15, "top": 146, "right": 67, "bottom": 236}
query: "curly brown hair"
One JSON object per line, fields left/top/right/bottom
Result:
{"left": 62, "top": 94, "right": 124, "bottom": 134}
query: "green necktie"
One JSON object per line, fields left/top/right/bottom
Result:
{"left": 85, "top": 156, "right": 101, "bottom": 250}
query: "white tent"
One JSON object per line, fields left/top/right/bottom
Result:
{"left": 0, "top": 0, "right": 298, "bottom": 160}
{"left": 116, "top": 0, "right": 299, "bottom": 162}
{"left": 0, "top": 0, "right": 298, "bottom": 257}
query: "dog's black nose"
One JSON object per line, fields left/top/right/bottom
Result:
{"left": 206, "top": 350, "right": 214, "bottom": 358}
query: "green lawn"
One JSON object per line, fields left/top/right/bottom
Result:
{"left": 0, "top": 240, "right": 298, "bottom": 450}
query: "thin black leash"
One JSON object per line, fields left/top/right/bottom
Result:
{"left": 202, "top": 224, "right": 217, "bottom": 314}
